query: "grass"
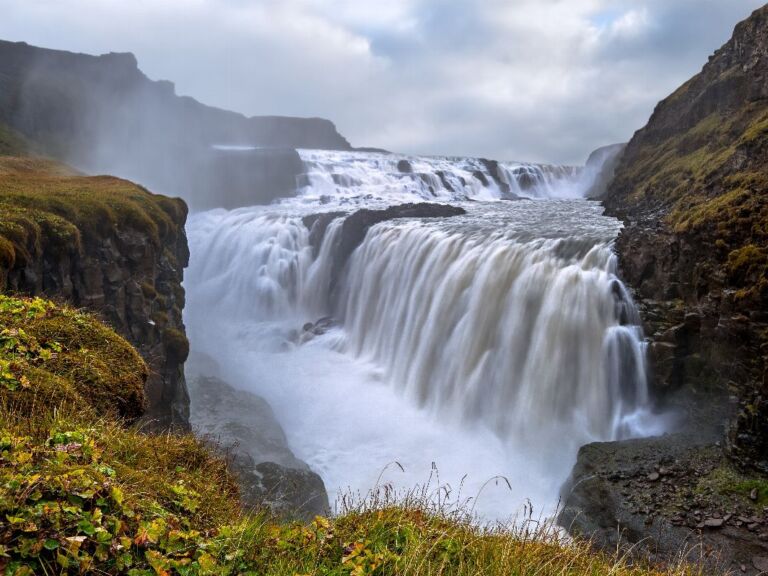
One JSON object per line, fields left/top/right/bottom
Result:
{"left": 0, "top": 295, "right": 146, "bottom": 421}
{"left": 0, "top": 156, "right": 187, "bottom": 290}
{"left": 0, "top": 295, "right": 702, "bottom": 575}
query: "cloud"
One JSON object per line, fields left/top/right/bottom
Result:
{"left": 0, "top": 0, "right": 763, "bottom": 163}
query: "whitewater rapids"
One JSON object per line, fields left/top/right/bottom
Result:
{"left": 185, "top": 193, "right": 663, "bottom": 522}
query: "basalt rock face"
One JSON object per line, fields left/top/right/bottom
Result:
{"left": 0, "top": 158, "right": 191, "bottom": 430}
{"left": 603, "top": 4, "right": 768, "bottom": 468}
{"left": 0, "top": 39, "right": 351, "bottom": 209}
{"left": 308, "top": 203, "right": 466, "bottom": 293}
{"left": 583, "top": 143, "right": 625, "bottom": 199}
{"left": 562, "top": 6, "right": 768, "bottom": 570}
{"left": 333, "top": 203, "right": 466, "bottom": 279}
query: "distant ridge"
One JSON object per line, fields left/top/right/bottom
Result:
{"left": 0, "top": 39, "right": 352, "bottom": 207}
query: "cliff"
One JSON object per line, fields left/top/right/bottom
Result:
{"left": 603, "top": 3, "right": 768, "bottom": 467}
{"left": 562, "top": 5, "right": 768, "bottom": 571}
{"left": 0, "top": 153, "right": 190, "bottom": 430}
{"left": 0, "top": 39, "right": 351, "bottom": 209}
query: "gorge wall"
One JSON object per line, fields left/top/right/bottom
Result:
{"left": 562, "top": 5, "right": 768, "bottom": 572}
{"left": 0, "top": 39, "right": 351, "bottom": 209}
{"left": 603, "top": 3, "right": 768, "bottom": 466}
{"left": 0, "top": 154, "right": 190, "bottom": 430}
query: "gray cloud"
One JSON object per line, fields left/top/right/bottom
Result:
{"left": 0, "top": 0, "right": 763, "bottom": 163}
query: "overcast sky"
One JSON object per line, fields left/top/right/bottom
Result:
{"left": 0, "top": 0, "right": 764, "bottom": 164}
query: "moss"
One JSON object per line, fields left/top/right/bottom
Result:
{"left": 163, "top": 327, "right": 190, "bottom": 363}
{"left": 727, "top": 244, "right": 768, "bottom": 284}
{"left": 140, "top": 281, "right": 158, "bottom": 300}
{"left": 151, "top": 311, "right": 169, "bottom": 328}
{"left": 0, "top": 295, "right": 146, "bottom": 421}
{"left": 698, "top": 463, "right": 768, "bottom": 507}
{"left": 0, "top": 157, "right": 187, "bottom": 290}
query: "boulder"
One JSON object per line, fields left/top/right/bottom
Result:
{"left": 188, "top": 374, "right": 330, "bottom": 520}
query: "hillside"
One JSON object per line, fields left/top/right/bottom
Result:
{"left": 0, "top": 40, "right": 351, "bottom": 208}
{"left": 603, "top": 3, "right": 768, "bottom": 466}
{"left": 563, "top": 5, "right": 768, "bottom": 572}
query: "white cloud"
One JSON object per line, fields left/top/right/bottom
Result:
{"left": 0, "top": 0, "right": 764, "bottom": 163}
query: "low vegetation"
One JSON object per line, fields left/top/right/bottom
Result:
{"left": 613, "top": 102, "right": 768, "bottom": 303}
{"left": 0, "top": 294, "right": 701, "bottom": 575}
{"left": 0, "top": 154, "right": 186, "bottom": 287}
{"left": 0, "top": 124, "right": 28, "bottom": 157}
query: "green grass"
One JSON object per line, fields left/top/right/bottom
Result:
{"left": 0, "top": 156, "right": 187, "bottom": 289}
{"left": 0, "top": 295, "right": 702, "bottom": 575}
{"left": 0, "top": 295, "right": 147, "bottom": 421}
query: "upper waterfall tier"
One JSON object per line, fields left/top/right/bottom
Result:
{"left": 294, "top": 149, "right": 586, "bottom": 205}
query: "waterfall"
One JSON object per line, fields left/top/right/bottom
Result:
{"left": 185, "top": 177, "right": 661, "bottom": 521}
{"left": 338, "top": 222, "right": 648, "bottom": 443}
{"left": 295, "top": 149, "right": 584, "bottom": 204}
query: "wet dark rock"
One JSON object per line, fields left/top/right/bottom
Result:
{"left": 472, "top": 170, "right": 490, "bottom": 187}
{"left": 188, "top": 373, "right": 329, "bottom": 520}
{"left": 302, "top": 211, "right": 347, "bottom": 257}
{"left": 297, "top": 317, "right": 338, "bottom": 344}
{"left": 329, "top": 203, "right": 466, "bottom": 293}
{"left": 435, "top": 170, "right": 455, "bottom": 193}
{"left": 560, "top": 434, "right": 768, "bottom": 574}
{"left": 396, "top": 159, "right": 413, "bottom": 173}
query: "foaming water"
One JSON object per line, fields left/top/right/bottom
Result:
{"left": 185, "top": 199, "right": 663, "bottom": 522}
{"left": 294, "top": 149, "right": 585, "bottom": 205}
{"left": 340, "top": 225, "right": 644, "bottom": 443}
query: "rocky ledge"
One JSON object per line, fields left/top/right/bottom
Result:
{"left": 187, "top": 359, "right": 329, "bottom": 520}
{"left": 0, "top": 156, "right": 191, "bottom": 430}
{"left": 303, "top": 202, "right": 466, "bottom": 294}
{"left": 561, "top": 434, "right": 768, "bottom": 575}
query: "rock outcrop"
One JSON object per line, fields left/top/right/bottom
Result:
{"left": 0, "top": 39, "right": 352, "bottom": 209}
{"left": 187, "top": 371, "right": 329, "bottom": 520}
{"left": 329, "top": 203, "right": 466, "bottom": 288}
{"left": 602, "top": 2, "right": 768, "bottom": 468}
{"left": 0, "top": 156, "right": 190, "bottom": 430}
{"left": 563, "top": 5, "right": 768, "bottom": 572}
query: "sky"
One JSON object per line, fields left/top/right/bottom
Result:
{"left": 0, "top": 0, "right": 764, "bottom": 164}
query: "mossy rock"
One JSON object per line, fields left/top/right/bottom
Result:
{"left": 0, "top": 156, "right": 187, "bottom": 291}
{"left": 0, "top": 295, "right": 147, "bottom": 420}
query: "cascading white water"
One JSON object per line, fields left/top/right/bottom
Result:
{"left": 339, "top": 223, "right": 647, "bottom": 443}
{"left": 295, "top": 149, "right": 584, "bottom": 204}
{"left": 185, "top": 192, "right": 663, "bottom": 522}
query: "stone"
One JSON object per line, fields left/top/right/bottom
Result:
{"left": 188, "top": 374, "right": 329, "bottom": 520}
{"left": 703, "top": 518, "right": 724, "bottom": 528}
{"left": 648, "top": 472, "right": 660, "bottom": 481}
{"left": 396, "top": 159, "right": 413, "bottom": 173}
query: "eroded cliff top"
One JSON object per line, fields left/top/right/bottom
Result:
{"left": 603, "top": 4, "right": 768, "bottom": 302}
